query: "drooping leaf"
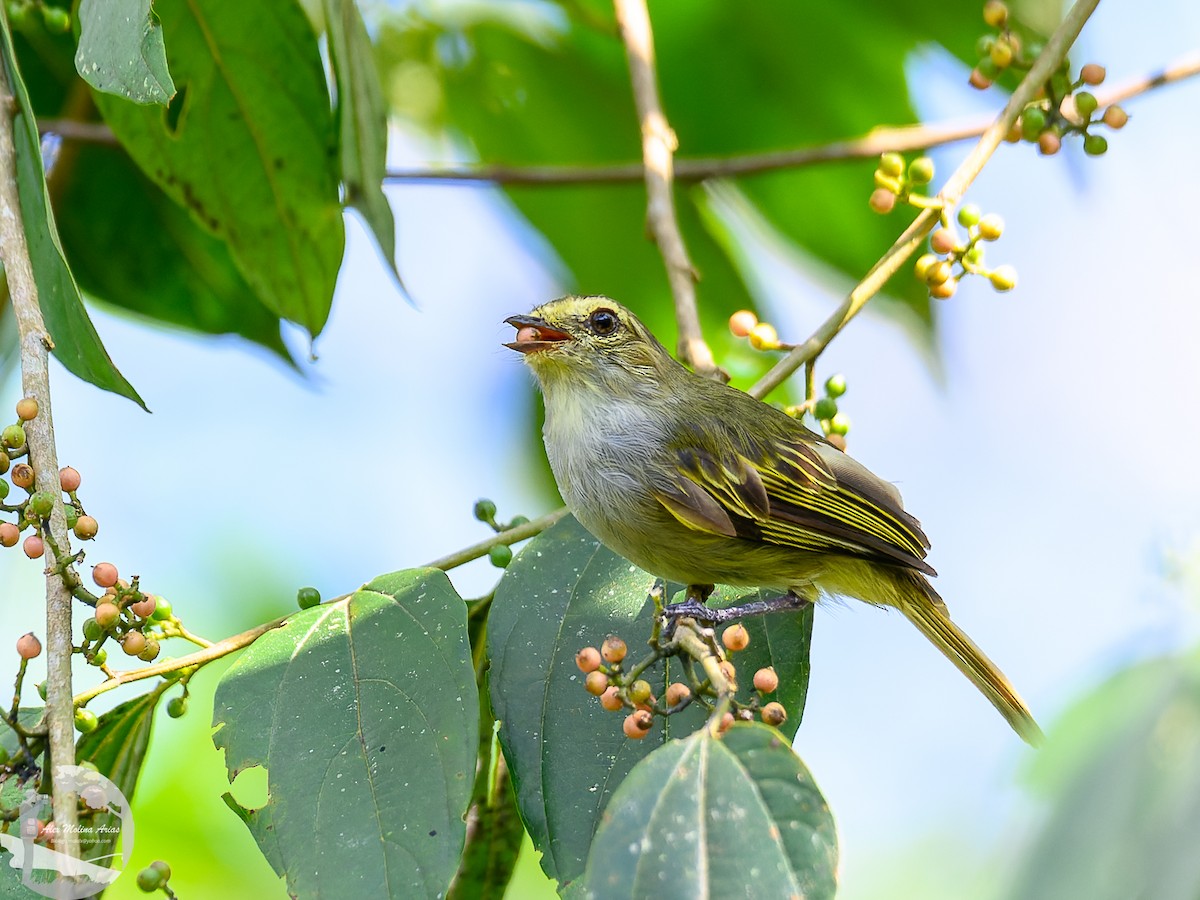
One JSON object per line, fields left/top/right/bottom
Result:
{"left": 75, "top": 0, "right": 175, "bottom": 105}
{"left": 324, "top": 0, "right": 405, "bottom": 292}
{"left": 93, "top": 0, "right": 344, "bottom": 336}
{"left": 212, "top": 569, "right": 478, "bottom": 900}
{"left": 583, "top": 723, "right": 837, "bottom": 900}
{"left": 487, "top": 515, "right": 812, "bottom": 887}
{"left": 75, "top": 685, "right": 165, "bottom": 868}
{"left": 0, "top": 15, "right": 145, "bottom": 408}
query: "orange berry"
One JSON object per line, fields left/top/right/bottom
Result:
{"left": 74, "top": 515, "right": 98, "bottom": 540}
{"left": 16, "top": 632, "right": 41, "bottom": 659}
{"left": 930, "top": 229, "right": 956, "bottom": 255}
{"left": 121, "top": 631, "right": 147, "bottom": 656}
{"left": 94, "top": 602, "right": 120, "bottom": 629}
{"left": 1080, "top": 63, "right": 1106, "bottom": 85}
{"left": 721, "top": 623, "right": 750, "bottom": 652}
{"left": 623, "top": 710, "right": 653, "bottom": 738}
{"left": 585, "top": 671, "right": 609, "bottom": 695}
{"left": 0, "top": 523, "right": 20, "bottom": 547}
{"left": 929, "top": 278, "right": 958, "bottom": 300}
{"left": 1038, "top": 131, "right": 1062, "bottom": 156}
{"left": 22, "top": 535, "right": 43, "bottom": 559}
{"left": 11, "top": 463, "right": 34, "bottom": 490}
{"left": 600, "top": 686, "right": 623, "bottom": 711}
{"left": 600, "top": 636, "right": 627, "bottom": 664}
{"left": 130, "top": 596, "right": 157, "bottom": 619}
{"left": 1103, "top": 105, "right": 1128, "bottom": 129}
{"left": 728, "top": 310, "right": 758, "bottom": 337}
{"left": 753, "top": 667, "right": 779, "bottom": 693}
{"left": 665, "top": 682, "right": 691, "bottom": 706}
{"left": 761, "top": 702, "right": 788, "bottom": 726}
{"left": 717, "top": 712, "right": 735, "bottom": 734}
{"left": 92, "top": 563, "right": 118, "bottom": 589}
{"left": 58, "top": 467, "right": 81, "bottom": 492}
{"left": 15, "top": 397, "right": 38, "bottom": 421}
{"left": 575, "top": 647, "right": 602, "bottom": 673}
{"left": 868, "top": 188, "right": 895, "bottom": 214}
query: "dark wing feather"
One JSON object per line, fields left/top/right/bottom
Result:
{"left": 656, "top": 424, "right": 935, "bottom": 577}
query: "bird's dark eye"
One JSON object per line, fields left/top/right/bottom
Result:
{"left": 588, "top": 308, "right": 619, "bottom": 336}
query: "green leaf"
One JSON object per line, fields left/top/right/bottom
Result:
{"left": 1005, "top": 647, "right": 1200, "bottom": 900}
{"left": 487, "top": 515, "right": 812, "bottom": 887}
{"left": 75, "top": 0, "right": 175, "bottom": 105}
{"left": 93, "top": 0, "right": 344, "bottom": 336}
{"left": 583, "top": 723, "right": 837, "bottom": 900}
{"left": 0, "top": 15, "right": 146, "bottom": 408}
{"left": 56, "top": 144, "right": 294, "bottom": 361}
{"left": 323, "top": 0, "right": 404, "bottom": 293}
{"left": 212, "top": 569, "right": 479, "bottom": 900}
{"left": 75, "top": 686, "right": 165, "bottom": 867}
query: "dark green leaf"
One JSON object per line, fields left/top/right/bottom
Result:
{"left": 75, "top": 686, "right": 165, "bottom": 867}
{"left": 583, "top": 723, "right": 837, "bottom": 900}
{"left": 93, "top": 0, "right": 344, "bottom": 336}
{"left": 324, "top": 0, "right": 404, "bottom": 293}
{"left": 0, "top": 15, "right": 145, "bottom": 408}
{"left": 212, "top": 569, "right": 479, "bottom": 900}
{"left": 487, "top": 515, "right": 811, "bottom": 886}
{"left": 56, "top": 144, "right": 294, "bottom": 361}
{"left": 75, "top": 0, "right": 175, "bottom": 105}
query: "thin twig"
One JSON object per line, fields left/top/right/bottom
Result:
{"left": 0, "top": 64, "right": 82, "bottom": 859}
{"left": 424, "top": 508, "right": 569, "bottom": 571}
{"left": 72, "top": 614, "right": 291, "bottom": 707}
{"left": 613, "top": 0, "right": 715, "bottom": 376}
{"left": 749, "top": 0, "right": 1103, "bottom": 400}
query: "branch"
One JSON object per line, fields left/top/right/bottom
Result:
{"left": 749, "top": 0, "right": 1103, "bottom": 400}
{"left": 424, "top": 508, "right": 569, "bottom": 571}
{"left": 613, "top": 0, "right": 715, "bottom": 375}
{"left": 0, "top": 64, "right": 80, "bottom": 858}
{"left": 72, "top": 614, "right": 291, "bottom": 707}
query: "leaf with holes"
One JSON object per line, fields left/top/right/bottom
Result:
{"left": 583, "top": 723, "right": 837, "bottom": 900}
{"left": 93, "top": 0, "right": 343, "bottom": 336}
{"left": 487, "top": 514, "right": 813, "bottom": 888}
{"left": 75, "top": 0, "right": 175, "bottom": 105}
{"left": 212, "top": 569, "right": 478, "bottom": 900}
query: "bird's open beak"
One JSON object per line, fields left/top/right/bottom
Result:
{"left": 504, "top": 315, "right": 573, "bottom": 354}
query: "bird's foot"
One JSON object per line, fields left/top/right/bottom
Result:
{"left": 664, "top": 588, "right": 811, "bottom": 625}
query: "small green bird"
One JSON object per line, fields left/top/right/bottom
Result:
{"left": 506, "top": 295, "right": 1042, "bottom": 746}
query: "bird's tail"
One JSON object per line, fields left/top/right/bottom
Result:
{"left": 899, "top": 580, "right": 1044, "bottom": 747}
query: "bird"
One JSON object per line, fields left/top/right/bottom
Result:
{"left": 505, "top": 294, "right": 1043, "bottom": 746}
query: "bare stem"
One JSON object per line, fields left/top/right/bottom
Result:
{"left": 613, "top": 0, "right": 715, "bottom": 375}
{"left": 749, "top": 0, "right": 1103, "bottom": 400}
{"left": 424, "top": 507, "right": 569, "bottom": 571}
{"left": 0, "top": 58, "right": 81, "bottom": 860}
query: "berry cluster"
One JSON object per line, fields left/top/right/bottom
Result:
{"left": 575, "top": 622, "right": 788, "bottom": 740}
{"left": 808, "top": 373, "right": 850, "bottom": 450}
{"left": 728, "top": 309, "right": 783, "bottom": 352}
{"left": 972, "top": 1, "right": 1125, "bottom": 157}
{"left": 473, "top": 498, "right": 530, "bottom": 568}
{"left": 868, "top": 152, "right": 937, "bottom": 216}
{"left": 914, "top": 204, "right": 1017, "bottom": 300}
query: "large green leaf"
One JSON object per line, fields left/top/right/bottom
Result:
{"left": 212, "top": 569, "right": 478, "bottom": 900}
{"left": 75, "top": 686, "right": 165, "bottom": 869}
{"left": 487, "top": 515, "right": 812, "bottom": 887}
{"left": 1005, "top": 647, "right": 1200, "bottom": 900}
{"left": 0, "top": 15, "right": 145, "bottom": 408}
{"left": 323, "top": 0, "right": 403, "bottom": 292}
{"left": 74, "top": 0, "right": 175, "bottom": 105}
{"left": 93, "top": 0, "right": 344, "bottom": 336}
{"left": 583, "top": 723, "right": 837, "bottom": 900}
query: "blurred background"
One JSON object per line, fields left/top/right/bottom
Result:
{"left": 4, "top": 0, "right": 1200, "bottom": 897}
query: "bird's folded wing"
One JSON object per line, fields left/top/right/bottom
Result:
{"left": 650, "top": 437, "right": 935, "bottom": 576}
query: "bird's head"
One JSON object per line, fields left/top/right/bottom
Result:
{"left": 504, "top": 296, "right": 675, "bottom": 391}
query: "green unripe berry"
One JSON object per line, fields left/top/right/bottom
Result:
{"left": 974, "top": 34, "right": 996, "bottom": 58}
{"left": 964, "top": 244, "right": 986, "bottom": 266}
{"left": 975, "top": 56, "right": 1000, "bottom": 81}
{"left": 813, "top": 397, "right": 838, "bottom": 420}
{"left": 509, "top": 515, "right": 530, "bottom": 528}
{"left": 82, "top": 617, "right": 103, "bottom": 642}
{"left": 628, "top": 680, "right": 653, "bottom": 704}
{"left": 977, "top": 214, "right": 1004, "bottom": 241}
{"left": 1, "top": 424, "right": 25, "bottom": 449}
{"left": 907, "top": 157, "right": 935, "bottom": 185}
{"left": 90, "top": 648, "right": 107, "bottom": 667}
{"left": 296, "top": 586, "right": 321, "bottom": 610}
{"left": 29, "top": 491, "right": 54, "bottom": 518}
{"left": 0, "top": 452, "right": 8, "bottom": 475}
{"left": 149, "top": 860, "right": 171, "bottom": 882}
{"left": 828, "top": 412, "right": 851, "bottom": 436}
{"left": 1020, "top": 107, "right": 1047, "bottom": 141}
{"left": 167, "top": 697, "right": 188, "bottom": 718}
{"left": 488, "top": 543, "right": 513, "bottom": 568}
{"left": 1083, "top": 133, "right": 1108, "bottom": 156}
{"left": 989, "top": 265, "right": 1018, "bottom": 291}
{"left": 74, "top": 709, "right": 98, "bottom": 733}
{"left": 878, "top": 152, "right": 904, "bottom": 178}
{"left": 824, "top": 374, "right": 847, "bottom": 398}
{"left": 41, "top": 5, "right": 70, "bottom": 32}
{"left": 1074, "top": 91, "right": 1098, "bottom": 119}
{"left": 957, "top": 204, "right": 982, "bottom": 228}
{"left": 150, "top": 598, "right": 173, "bottom": 621}
{"left": 64, "top": 506, "right": 78, "bottom": 528}
{"left": 36, "top": 681, "right": 47, "bottom": 701}
{"left": 136, "top": 866, "right": 165, "bottom": 892}
{"left": 472, "top": 499, "right": 497, "bottom": 522}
